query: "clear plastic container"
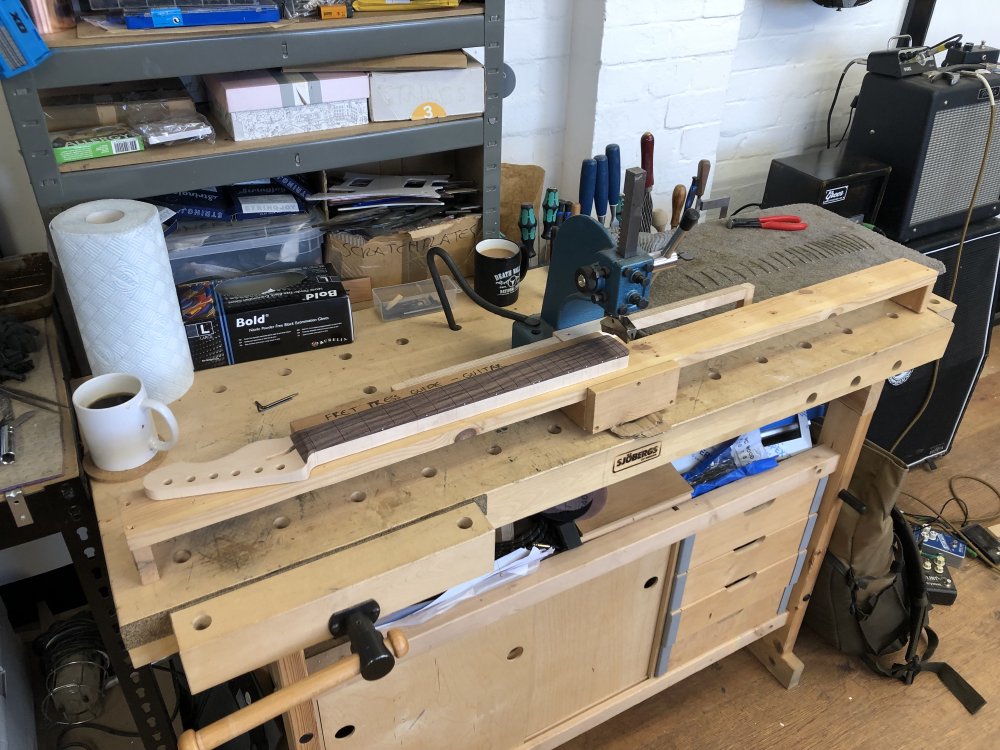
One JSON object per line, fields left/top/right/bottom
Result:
{"left": 373, "top": 277, "right": 460, "bottom": 321}
{"left": 167, "top": 213, "right": 324, "bottom": 283}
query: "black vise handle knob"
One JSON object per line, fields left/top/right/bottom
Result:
{"left": 329, "top": 599, "right": 395, "bottom": 681}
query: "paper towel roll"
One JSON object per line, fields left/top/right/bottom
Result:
{"left": 51, "top": 199, "right": 193, "bottom": 403}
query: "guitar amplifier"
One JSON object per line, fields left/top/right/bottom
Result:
{"left": 866, "top": 218, "right": 1000, "bottom": 466}
{"left": 845, "top": 70, "right": 1000, "bottom": 242}
{"left": 761, "top": 150, "right": 891, "bottom": 224}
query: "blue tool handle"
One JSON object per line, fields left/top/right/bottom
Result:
{"left": 684, "top": 177, "right": 698, "bottom": 210}
{"left": 605, "top": 144, "right": 621, "bottom": 207}
{"left": 594, "top": 154, "right": 609, "bottom": 220}
{"left": 579, "top": 158, "right": 597, "bottom": 217}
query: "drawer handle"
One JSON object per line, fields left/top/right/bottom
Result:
{"left": 716, "top": 607, "right": 745, "bottom": 624}
{"left": 732, "top": 536, "right": 765, "bottom": 554}
{"left": 177, "top": 630, "right": 409, "bottom": 750}
{"left": 743, "top": 498, "right": 776, "bottom": 515}
{"left": 724, "top": 571, "right": 758, "bottom": 590}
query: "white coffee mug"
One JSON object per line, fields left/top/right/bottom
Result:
{"left": 73, "top": 373, "right": 180, "bottom": 472}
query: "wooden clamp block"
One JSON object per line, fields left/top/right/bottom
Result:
{"left": 170, "top": 504, "right": 493, "bottom": 693}
{"left": 565, "top": 360, "right": 680, "bottom": 434}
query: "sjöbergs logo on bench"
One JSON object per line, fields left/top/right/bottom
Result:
{"left": 612, "top": 443, "right": 661, "bottom": 473}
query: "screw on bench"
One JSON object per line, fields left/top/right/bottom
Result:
{"left": 328, "top": 599, "right": 395, "bottom": 681}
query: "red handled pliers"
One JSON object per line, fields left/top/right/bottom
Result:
{"left": 726, "top": 215, "right": 809, "bottom": 231}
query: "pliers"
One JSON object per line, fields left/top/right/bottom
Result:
{"left": 726, "top": 215, "right": 809, "bottom": 231}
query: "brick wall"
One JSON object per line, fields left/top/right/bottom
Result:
{"left": 501, "top": 1, "right": 999, "bottom": 219}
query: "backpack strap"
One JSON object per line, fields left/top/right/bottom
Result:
{"left": 862, "top": 508, "right": 988, "bottom": 715}
{"left": 863, "top": 626, "right": 986, "bottom": 714}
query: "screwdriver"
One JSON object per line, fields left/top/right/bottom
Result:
{"left": 579, "top": 158, "right": 597, "bottom": 218}
{"left": 541, "top": 187, "right": 559, "bottom": 262}
{"left": 518, "top": 202, "right": 536, "bottom": 263}
{"left": 671, "top": 184, "right": 686, "bottom": 229}
{"left": 606, "top": 143, "right": 621, "bottom": 228}
{"left": 595, "top": 154, "right": 609, "bottom": 226}
{"left": 694, "top": 159, "right": 711, "bottom": 210}
{"left": 557, "top": 199, "right": 572, "bottom": 226}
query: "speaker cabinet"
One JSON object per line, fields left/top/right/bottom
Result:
{"left": 762, "top": 150, "right": 891, "bottom": 225}
{"left": 866, "top": 219, "right": 1000, "bottom": 466}
{"left": 845, "top": 71, "right": 1000, "bottom": 242}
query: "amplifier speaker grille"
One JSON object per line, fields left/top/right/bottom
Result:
{"left": 911, "top": 104, "right": 1000, "bottom": 224}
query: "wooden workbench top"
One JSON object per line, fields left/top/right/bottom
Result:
{"left": 90, "top": 228, "right": 953, "bottom": 670}
{"left": 92, "top": 270, "right": 548, "bottom": 660}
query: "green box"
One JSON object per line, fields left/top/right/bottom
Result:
{"left": 51, "top": 128, "right": 145, "bottom": 165}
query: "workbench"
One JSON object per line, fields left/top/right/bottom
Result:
{"left": 88, "top": 216, "right": 955, "bottom": 748}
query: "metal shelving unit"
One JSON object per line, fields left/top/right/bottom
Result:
{"left": 3, "top": 2, "right": 505, "bottom": 237}
{"left": 1, "top": 7, "right": 504, "bottom": 750}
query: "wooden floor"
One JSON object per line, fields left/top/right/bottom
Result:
{"left": 563, "top": 355, "right": 1000, "bottom": 750}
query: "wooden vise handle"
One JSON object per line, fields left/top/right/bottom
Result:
{"left": 177, "top": 630, "right": 409, "bottom": 750}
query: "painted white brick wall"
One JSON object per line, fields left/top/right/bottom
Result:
{"left": 714, "top": 0, "right": 911, "bottom": 211}
{"left": 502, "top": 0, "right": 1000, "bottom": 222}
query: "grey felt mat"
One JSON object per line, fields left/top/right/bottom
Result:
{"left": 651, "top": 203, "right": 944, "bottom": 306}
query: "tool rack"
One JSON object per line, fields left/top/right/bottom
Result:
{"left": 2, "top": 3, "right": 505, "bottom": 230}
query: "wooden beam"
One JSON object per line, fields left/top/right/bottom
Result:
{"left": 270, "top": 652, "right": 321, "bottom": 750}
{"left": 747, "top": 382, "right": 884, "bottom": 688}
{"left": 171, "top": 504, "right": 493, "bottom": 694}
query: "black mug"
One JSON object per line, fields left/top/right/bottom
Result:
{"left": 473, "top": 239, "right": 529, "bottom": 307}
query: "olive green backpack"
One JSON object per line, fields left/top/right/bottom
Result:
{"left": 805, "top": 440, "right": 984, "bottom": 713}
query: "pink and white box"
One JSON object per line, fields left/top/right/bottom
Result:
{"left": 205, "top": 70, "right": 370, "bottom": 142}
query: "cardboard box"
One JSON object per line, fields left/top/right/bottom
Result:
{"left": 176, "top": 265, "right": 353, "bottom": 369}
{"left": 204, "top": 70, "right": 369, "bottom": 112}
{"left": 50, "top": 126, "right": 144, "bottom": 164}
{"left": 205, "top": 69, "right": 371, "bottom": 141}
{"left": 217, "top": 99, "right": 369, "bottom": 141}
{"left": 178, "top": 281, "right": 227, "bottom": 371}
{"left": 368, "top": 57, "right": 484, "bottom": 122}
{"left": 324, "top": 214, "right": 480, "bottom": 288}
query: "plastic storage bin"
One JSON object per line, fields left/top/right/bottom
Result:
{"left": 167, "top": 214, "right": 324, "bottom": 283}
{"left": 373, "top": 277, "right": 460, "bottom": 321}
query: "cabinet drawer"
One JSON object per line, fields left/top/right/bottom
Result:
{"left": 681, "top": 514, "right": 815, "bottom": 606}
{"left": 659, "top": 550, "right": 805, "bottom": 674}
{"left": 687, "top": 480, "right": 820, "bottom": 569}
{"left": 668, "top": 587, "right": 788, "bottom": 670}
{"left": 676, "top": 552, "right": 801, "bottom": 642}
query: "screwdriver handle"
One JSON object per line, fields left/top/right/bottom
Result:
{"left": 594, "top": 154, "right": 609, "bottom": 222}
{"left": 606, "top": 143, "right": 621, "bottom": 214}
{"left": 696, "top": 159, "right": 711, "bottom": 199}
{"left": 684, "top": 176, "right": 697, "bottom": 210}
{"left": 541, "top": 187, "right": 559, "bottom": 240}
{"left": 640, "top": 132, "right": 654, "bottom": 189}
{"left": 557, "top": 200, "right": 571, "bottom": 226}
{"left": 579, "top": 158, "right": 597, "bottom": 217}
{"left": 518, "top": 202, "right": 536, "bottom": 254}
{"left": 671, "top": 185, "right": 686, "bottom": 229}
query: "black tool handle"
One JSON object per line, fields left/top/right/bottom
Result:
{"left": 347, "top": 611, "right": 395, "bottom": 681}
{"left": 328, "top": 599, "right": 395, "bottom": 682}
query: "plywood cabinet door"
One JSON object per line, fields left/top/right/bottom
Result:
{"left": 315, "top": 547, "right": 671, "bottom": 749}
